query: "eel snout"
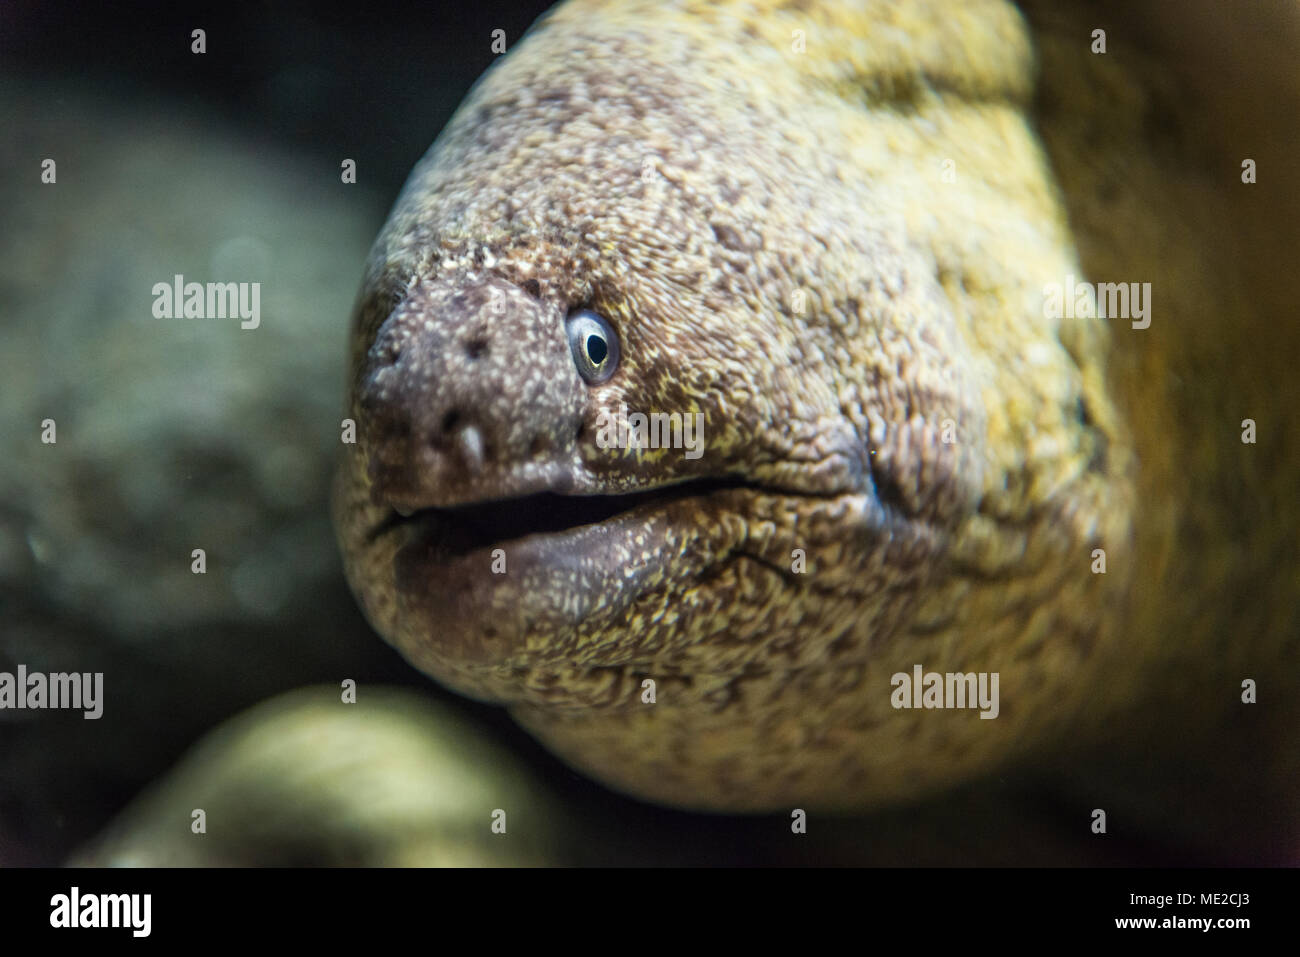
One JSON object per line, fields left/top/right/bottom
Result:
{"left": 359, "top": 274, "right": 585, "bottom": 512}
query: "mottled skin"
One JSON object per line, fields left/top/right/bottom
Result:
{"left": 334, "top": 0, "right": 1298, "bottom": 829}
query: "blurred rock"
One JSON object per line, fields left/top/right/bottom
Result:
{"left": 0, "top": 77, "right": 413, "bottom": 863}
{"left": 72, "top": 687, "right": 573, "bottom": 867}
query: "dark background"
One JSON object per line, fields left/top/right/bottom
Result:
{"left": 3, "top": 0, "right": 556, "bottom": 196}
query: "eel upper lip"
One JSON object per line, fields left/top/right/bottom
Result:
{"left": 367, "top": 477, "right": 750, "bottom": 548}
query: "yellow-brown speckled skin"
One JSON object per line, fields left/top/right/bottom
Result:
{"left": 334, "top": 0, "right": 1297, "bottom": 816}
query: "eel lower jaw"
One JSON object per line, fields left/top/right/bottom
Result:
{"left": 365, "top": 477, "right": 759, "bottom": 669}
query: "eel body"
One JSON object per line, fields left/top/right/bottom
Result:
{"left": 333, "top": 0, "right": 1300, "bottom": 836}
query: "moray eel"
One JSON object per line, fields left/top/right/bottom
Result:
{"left": 334, "top": 0, "right": 1300, "bottom": 831}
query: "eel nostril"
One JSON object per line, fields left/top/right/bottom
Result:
{"left": 465, "top": 337, "right": 489, "bottom": 360}
{"left": 529, "top": 434, "right": 549, "bottom": 458}
{"left": 441, "top": 409, "right": 462, "bottom": 435}
{"left": 520, "top": 278, "right": 541, "bottom": 299}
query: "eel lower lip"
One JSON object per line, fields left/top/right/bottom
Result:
{"left": 377, "top": 478, "right": 757, "bottom": 665}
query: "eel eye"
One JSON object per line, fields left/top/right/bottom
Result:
{"left": 565, "top": 309, "right": 620, "bottom": 383}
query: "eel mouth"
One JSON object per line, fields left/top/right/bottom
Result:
{"left": 369, "top": 476, "right": 750, "bottom": 555}
{"left": 362, "top": 476, "right": 765, "bottom": 667}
